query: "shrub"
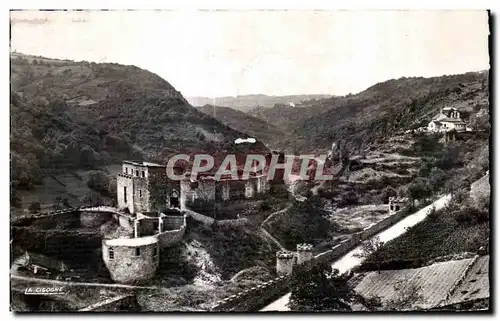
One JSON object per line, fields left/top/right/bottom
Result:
{"left": 28, "top": 201, "right": 41, "bottom": 213}
{"left": 453, "top": 207, "right": 489, "bottom": 226}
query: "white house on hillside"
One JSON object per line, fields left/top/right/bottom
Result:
{"left": 427, "top": 107, "right": 466, "bottom": 133}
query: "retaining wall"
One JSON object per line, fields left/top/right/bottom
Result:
{"left": 211, "top": 275, "right": 291, "bottom": 312}
{"left": 215, "top": 218, "right": 251, "bottom": 228}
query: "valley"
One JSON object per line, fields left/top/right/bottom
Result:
{"left": 10, "top": 53, "right": 490, "bottom": 312}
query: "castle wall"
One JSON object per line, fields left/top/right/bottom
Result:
{"left": 117, "top": 215, "right": 134, "bottom": 231}
{"left": 184, "top": 208, "right": 215, "bottom": 225}
{"left": 102, "top": 238, "right": 159, "bottom": 284}
{"left": 215, "top": 218, "right": 251, "bottom": 228}
{"left": 146, "top": 167, "right": 169, "bottom": 212}
{"left": 162, "top": 215, "right": 185, "bottom": 231}
{"left": 132, "top": 177, "right": 149, "bottom": 213}
{"left": 180, "top": 179, "right": 216, "bottom": 209}
{"left": 135, "top": 218, "right": 157, "bottom": 237}
{"left": 117, "top": 174, "right": 135, "bottom": 213}
{"left": 157, "top": 226, "right": 186, "bottom": 248}
{"left": 210, "top": 275, "right": 291, "bottom": 312}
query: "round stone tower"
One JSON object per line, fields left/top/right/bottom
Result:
{"left": 296, "top": 243, "right": 314, "bottom": 265}
{"left": 276, "top": 250, "right": 295, "bottom": 275}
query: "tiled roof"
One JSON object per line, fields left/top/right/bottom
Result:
{"left": 447, "top": 256, "right": 489, "bottom": 305}
{"left": 354, "top": 256, "right": 489, "bottom": 310}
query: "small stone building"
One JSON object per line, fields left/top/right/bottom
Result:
{"left": 388, "top": 197, "right": 408, "bottom": 214}
{"left": 102, "top": 236, "right": 160, "bottom": 284}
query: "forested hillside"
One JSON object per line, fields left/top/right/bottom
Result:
{"left": 10, "top": 53, "right": 268, "bottom": 193}
{"left": 247, "top": 71, "right": 489, "bottom": 153}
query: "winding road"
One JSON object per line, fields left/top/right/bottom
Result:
{"left": 260, "top": 193, "right": 452, "bottom": 311}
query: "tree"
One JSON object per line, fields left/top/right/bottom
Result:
{"left": 408, "top": 178, "right": 432, "bottom": 204}
{"left": 28, "top": 201, "right": 41, "bottom": 213}
{"left": 354, "top": 236, "right": 385, "bottom": 273}
{"left": 86, "top": 170, "right": 112, "bottom": 196}
{"left": 289, "top": 262, "right": 356, "bottom": 311}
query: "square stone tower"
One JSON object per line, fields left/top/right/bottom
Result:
{"left": 117, "top": 161, "right": 168, "bottom": 214}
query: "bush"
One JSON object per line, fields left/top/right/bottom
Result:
{"left": 86, "top": 170, "right": 112, "bottom": 196}
{"left": 453, "top": 207, "right": 489, "bottom": 226}
{"left": 28, "top": 201, "right": 41, "bottom": 213}
{"left": 338, "top": 191, "right": 359, "bottom": 207}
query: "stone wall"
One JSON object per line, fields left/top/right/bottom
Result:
{"left": 136, "top": 218, "right": 157, "bottom": 237}
{"left": 215, "top": 218, "right": 251, "bottom": 228}
{"left": 184, "top": 208, "right": 215, "bottom": 225}
{"left": 157, "top": 226, "right": 186, "bottom": 248}
{"left": 102, "top": 238, "right": 159, "bottom": 284}
{"left": 117, "top": 215, "right": 134, "bottom": 230}
{"left": 146, "top": 167, "right": 169, "bottom": 212}
{"left": 157, "top": 214, "right": 187, "bottom": 248}
{"left": 210, "top": 275, "right": 291, "bottom": 312}
{"left": 180, "top": 179, "right": 216, "bottom": 209}
{"left": 162, "top": 215, "right": 185, "bottom": 230}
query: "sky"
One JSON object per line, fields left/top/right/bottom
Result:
{"left": 10, "top": 10, "right": 490, "bottom": 98}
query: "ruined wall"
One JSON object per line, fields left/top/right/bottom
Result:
{"left": 180, "top": 179, "right": 216, "bottom": 210}
{"left": 117, "top": 174, "right": 135, "bottom": 213}
{"left": 102, "top": 239, "right": 159, "bottom": 284}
